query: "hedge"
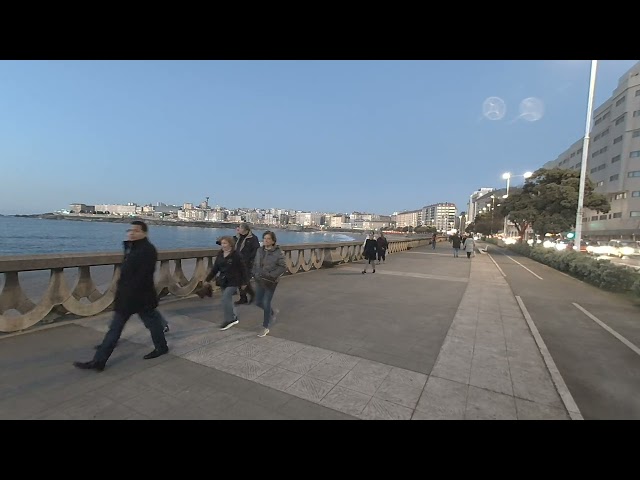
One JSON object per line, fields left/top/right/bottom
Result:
{"left": 507, "top": 243, "right": 640, "bottom": 298}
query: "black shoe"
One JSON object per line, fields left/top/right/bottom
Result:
{"left": 143, "top": 347, "right": 169, "bottom": 360}
{"left": 73, "top": 360, "right": 105, "bottom": 372}
{"left": 163, "top": 325, "right": 170, "bottom": 333}
{"left": 234, "top": 298, "right": 248, "bottom": 305}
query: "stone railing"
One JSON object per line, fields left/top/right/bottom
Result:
{"left": 0, "top": 237, "right": 430, "bottom": 333}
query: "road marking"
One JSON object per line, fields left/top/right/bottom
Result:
{"left": 341, "top": 266, "right": 468, "bottom": 283}
{"left": 500, "top": 252, "right": 544, "bottom": 280}
{"left": 573, "top": 303, "right": 640, "bottom": 357}
{"left": 487, "top": 254, "right": 507, "bottom": 278}
{"left": 516, "top": 296, "right": 583, "bottom": 420}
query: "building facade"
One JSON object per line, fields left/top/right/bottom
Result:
{"left": 543, "top": 60, "right": 640, "bottom": 239}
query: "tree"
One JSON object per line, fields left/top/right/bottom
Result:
{"left": 415, "top": 225, "right": 437, "bottom": 234}
{"left": 499, "top": 167, "right": 610, "bottom": 239}
{"left": 469, "top": 211, "right": 504, "bottom": 236}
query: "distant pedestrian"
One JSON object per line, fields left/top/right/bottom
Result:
{"left": 432, "top": 232, "right": 437, "bottom": 250}
{"left": 376, "top": 233, "right": 389, "bottom": 264}
{"left": 252, "top": 231, "right": 287, "bottom": 337}
{"left": 362, "top": 233, "right": 378, "bottom": 274}
{"left": 73, "top": 221, "right": 169, "bottom": 372}
{"left": 204, "top": 236, "right": 249, "bottom": 330}
{"left": 451, "top": 233, "right": 462, "bottom": 258}
{"left": 463, "top": 235, "right": 476, "bottom": 259}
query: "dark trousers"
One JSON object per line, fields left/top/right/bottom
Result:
{"left": 254, "top": 283, "right": 276, "bottom": 328}
{"left": 94, "top": 309, "right": 168, "bottom": 365}
{"left": 467, "top": 251, "right": 472, "bottom": 258}
{"left": 377, "top": 248, "right": 386, "bottom": 262}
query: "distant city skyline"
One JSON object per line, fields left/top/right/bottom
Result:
{"left": 60, "top": 197, "right": 459, "bottom": 217}
{"left": 1, "top": 60, "right": 637, "bottom": 215}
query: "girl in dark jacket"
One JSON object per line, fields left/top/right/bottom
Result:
{"left": 362, "top": 233, "right": 378, "bottom": 274}
{"left": 204, "top": 236, "right": 249, "bottom": 330}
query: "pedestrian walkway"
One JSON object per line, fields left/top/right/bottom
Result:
{"left": 0, "top": 245, "right": 574, "bottom": 419}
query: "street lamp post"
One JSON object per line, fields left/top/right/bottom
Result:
{"left": 501, "top": 171, "right": 532, "bottom": 238}
{"left": 575, "top": 60, "right": 599, "bottom": 252}
{"left": 488, "top": 195, "right": 496, "bottom": 236}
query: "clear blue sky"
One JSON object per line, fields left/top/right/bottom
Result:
{"left": 1, "top": 60, "right": 638, "bottom": 215}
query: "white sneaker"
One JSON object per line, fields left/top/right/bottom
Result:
{"left": 220, "top": 319, "right": 238, "bottom": 331}
{"left": 258, "top": 328, "right": 269, "bottom": 337}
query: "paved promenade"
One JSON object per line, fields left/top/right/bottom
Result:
{"left": 0, "top": 244, "right": 572, "bottom": 420}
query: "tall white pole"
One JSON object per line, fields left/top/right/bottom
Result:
{"left": 575, "top": 60, "right": 599, "bottom": 251}
{"left": 503, "top": 176, "right": 511, "bottom": 237}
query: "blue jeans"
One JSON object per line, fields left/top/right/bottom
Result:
{"left": 453, "top": 248, "right": 460, "bottom": 257}
{"left": 432, "top": 240, "right": 436, "bottom": 249}
{"left": 222, "top": 286, "right": 238, "bottom": 324}
{"left": 95, "top": 309, "right": 168, "bottom": 365}
{"left": 254, "top": 283, "right": 276, "bottom": 328}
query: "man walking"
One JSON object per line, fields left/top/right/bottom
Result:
{"left": 73, "top": 221, "right": 169, "bottom": 372}
{"left": 451, "top": 233, "right": 462, "bottom": 258}
{"left": 376, "top": 232, "right": 388, "bottom": 264}
{"left": 232, "top": 223, "right": 260, "bottom": 305}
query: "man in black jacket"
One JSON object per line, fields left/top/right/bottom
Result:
{"left": 73, "top": 221, "right": 169, "bottom": 372}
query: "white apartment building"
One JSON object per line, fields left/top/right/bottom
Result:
{"left": 467, "top": 188, "right": 495, "bottom": 225}
{"left": 422, "top": 203, "right": 457, "bottom": 231}
{"left": 330, "top": 215, "right": 347, "bottom": 228}
{"left": 94, "top": 204, "right": 140, "bottom": 215}
{"left": 542, "top": 60, "right": 640, "bottom": 239}
{"left": 395, "top": 210, "right": 421, "bottom": 228}
{"left": 363, "top": 220, "right": 388, "bottom": 231}
{"left": 296, "top": 212, "right": 322, "bottom": 226}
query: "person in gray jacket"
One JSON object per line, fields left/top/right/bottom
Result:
{"left": 252, "top": 230, "right": 287, "bottom": 337}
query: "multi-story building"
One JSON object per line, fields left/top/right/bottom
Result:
{"left": 543, "top": 60, "right": 640, "bottom": 239}
{"left": 395, "top": 210, "right": 421, "bottom": 228}
{"left": 422, "top": 203, "right": 457, "bottom": 232}
{"left": 467, "top": 188, "right": 495, "bottom": 225}
{"left": 262, "top": 213, "right": 279, "bottom": 225}
{"left": 330, "top": 215, "right": 348, "bottom": 228}
{"left": 69, "top": 203, "right": 95, "bottom": 214}
{"left": 94, "top": 203, "right": 139, "bottom": 215}
{"left": 362, "top": 220, "right": 388, "bottom": 231}
{"left": 296, "top": 212, "right": 322, "bottom": 226}
{"left": 207, "top": 210, "right": 226, "bottom": 222}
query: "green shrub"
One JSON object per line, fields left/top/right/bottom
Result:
{"left": 594, "top": 262, "right": 638, "bottom": 292}
{"left": 507, "top": 245, "right": 640, "bottom": 297}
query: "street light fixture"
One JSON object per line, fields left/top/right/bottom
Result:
{"left": 502, "top": 171, "right": 533, "bottom": 198}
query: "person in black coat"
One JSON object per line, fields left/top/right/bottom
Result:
{"left": 73, "top": 221, "right": 168, "bottom": 372}
{"left": 362, "top": 233, "right": 378, "bottom": 274}
{"left": 233, "top": 223, "right": 260, "bottom": 305}
{"left": 205, "top": 235, "right": 249, "bottom": 330}
{"left": 376, "top": 233, "right": 389, "bottom": 264}
{"left": 450, "top": 233, "right": 462, "bottom": 258}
